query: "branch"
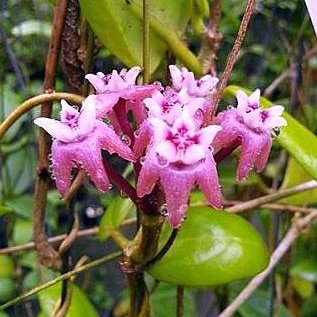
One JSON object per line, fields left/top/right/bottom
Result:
{"left": 142, "top": 0, "right": 150, "bottom": 83}
{"left": 226, "top": 181, "right": 317, "bottom": 213}
{"left": 0, "top": 251, "right": 122, "bottom": 311}
{"left": 218, "top": 208, "right": 317, "bottom": 317}
{"left": 0, "top": 218, "right": 136, "bottom": 255}
{"left": 211, "top": 0, "right": 255, "bottom": 117}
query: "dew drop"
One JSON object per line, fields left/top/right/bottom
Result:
{"left": 108, "top": 184, "right": 113, "bottom": 190}
{"left": 159, "top": 203, "right": 169, "bottom": 217}
{"left": 227, "top": 105, "right": 234, "bottom": 110}
{"left": 156, "top": 154, "right": 169, "bottom": 167}
{"left": 139, "top": 156, "right": 146, "bottom": 165}
{"left": 134, "top": 130, "right": 140, "bottom": 138}
{"left": 47, "top": 154, "right": 52, "bottom": 161}
{"left": 48, "top": 165, "right": 54, "bottom": 173}
{"left": 120, "top": 134, "right": 131, "bottom": 146}
{"left": 51, "top": 174, "right": 56, "bottom": 180}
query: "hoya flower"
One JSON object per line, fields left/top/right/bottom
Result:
{"left": 85, "top": 67, "right": 160, "bottom": 123}
{"left": 169, "top": 65, "right": 218, "bottom": 98}
{"left": 213, "top": 89, "right": 287, "bottom": 181}
{"left": 34, "top": 96, "right": 134, "bottom": 196}
{"left": 137, "top": 110, "right": 222, "bottom": 227}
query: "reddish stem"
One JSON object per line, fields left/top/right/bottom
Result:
{"left": 102, "top": 159, "right": 151, "bottom": 213}
{"left": 33, "top": 0, "right": 68, "bottom": 271}
{"left": 113, "top": 99, "right": 135, "bottom": 146}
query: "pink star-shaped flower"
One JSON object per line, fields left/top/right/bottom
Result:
{"left": 137, "top": 111, "right": 222, "bottom": 227}
{"left": 34, "top": 96, "right": 134, "bottom": 196}
{"left": 213, "top": 89, "right": 287, "bottom": 181}
{"left": 85, "top": 67, "right": 161, "bottom": 123}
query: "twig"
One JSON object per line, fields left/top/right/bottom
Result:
{"left": 0, "top": 251, "right": 122, "bottom": 311}
{"left": 264, "top": 44, "right": 317, "bottom": 97}
{"left": 176, "top": 286, "right": 184, "bottom": 317}
{"left": 0, "top": 93, "right": 84, "bottom": 139}
{"left": 33, "top": 0, "right": 69, "bottom": 271}
{"left": 226, "top": 181, "right": 317, "bottom": 213}
{"left": 142, "top": 0, "right": 150, "bottom": 83}
{"left": 218, "top": 208, "right": 317, "bottom": 317}
{"left": 211, "top": 0, "right": 256, "bottom": 116}
{"left": 0, "top": 218, "right": 136, "bottom": 255}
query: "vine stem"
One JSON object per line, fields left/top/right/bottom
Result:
{"left": 142, "top": 0, "right": 150, "bottom": 83}
{"left": 226, "top": 180, "right": 317, "bottom": 213}
{"left": 218, "top": 208, "right": 317, "bottom": 317}
{"left": 0, "top": 93, "right": 84, "bottom": 139}
{"left": 0, "top": 218, "right": 136, "bottom": 255}
{"left": 0, "top": 251, "right": 122, "bottom": 311}
{"left": 211, "top": 0, "right": 256, "bottom": 117}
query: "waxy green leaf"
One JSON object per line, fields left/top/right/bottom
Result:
{"left": 224, "top": 85, "right": 317, "bottom": 180}
{"left": 280, "top": 158, "right": 317, "bottom": 205}
{"left": 79, "top": 0, "right": 202, "bottom": 74}
{"left": 98, "top": 197, "right": 135, "bottom": 241}
{"left": 148, "top": 207, "right": 268, "bottom": 287}
{"left": 38, "top": 283, "right": 98, "bottom": 317}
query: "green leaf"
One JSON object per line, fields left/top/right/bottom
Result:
{"left": 98, "top": 197, "right": 135, "bottom": 241}
{"left": 291, "top": 277, "right": 314, "bottom": 299}
{"left": 5, "top": 195, "right": 34, "bottom": 218}
{"left": 147, "top": 207, "right": 269, "bottom": 287}
{"left": 290, "top": 259, "right": 317, "bottom": 283}
{"left": 12, "top": 219, "right": 33, "bottom": 245}
{"left": 38, "top": 283, "right": 98, "bottom": 317}
{"left": 0, "top": 255, "right": 15, "bottom": 278}
{"left": 224, "top": 85, "right": 317, "bottom": 180}
{"left": 0, "top": 278, "right": 15, "bottom": 303}
{"left": 79, "top": 0, "right": 201, "bottom": 74}
{"left": 279, "top": 158, "right": 317, "bottom": 205}
{"left": 0, "top": 205, "right": 14, "bottom": 217}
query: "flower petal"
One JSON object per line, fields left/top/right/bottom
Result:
{"left": 78, "top": 95, "right": 97, "bottom": 136}
{"left": 182, "top": 144, "right": 205, "bottom": 165}
{"left": 160, "top": 169, "right": 195, "bottom": 227}
{"left": 196, "top": 153, "right": 222, "bottom": 208}
{"left": 85, "top": 74, "right": 107, "bottom": 93}
{"left": 136, "top": 148, "right": 160, "bottom": 197}
{"left": 155, "top": 141, "right": 177, "bottom": 163}
{"left": 95, "top": 121, "right": 134, "bottom": 161}
{"left": 34, "top": 117, "right": 75, "bottom": 143}
{"left": 198, "top": 125, "right": 222, "bottom": 149}
{"left": 51, "top": 141, "right": 76, "bottom": 196}
{"left": 75, "top": 141, "right": 111, "bottom": 192}
{"left": 236, "top": 90, "right": 249, "bottom": 112}
{"left": 123, "top": 66, "right": 141, "bottom": 84}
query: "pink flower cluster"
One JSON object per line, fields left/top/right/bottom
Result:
{"left": 34, "top": 66, "right": 287, "bottom": 228}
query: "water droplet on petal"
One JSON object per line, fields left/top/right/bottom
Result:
{"left": 134, "top": 130, "right": 140, "bottom": 138}
{"left": 227, "top": 105, "right": 234, "bottom": 110}
{"left": 194, "top": 109, "right": 204, "bottom": 126}
{"left": 139, "top": 156, "right": 146, "bottom": 165}
{"left": 156, "top": 154, "right": 169, "bottom": 167}
{"left": 160, "top": 203, "right": 168, "bottom": 217}
{"left": 47, "top": 154, "right": 52, "bottom": 161}
{"left": 51, "top": 174, "right": 56, "bottom": 180}
{"left": 120, "top": 134, "right": 131, "bottom": 146}
{"left": 108, "top": 184, "right": 113, "bottom": 190}
{"left": 48, "top": 164, "right": 54, "bottom": 173}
